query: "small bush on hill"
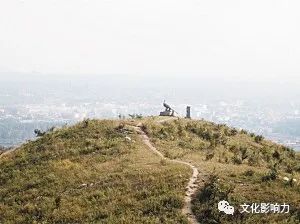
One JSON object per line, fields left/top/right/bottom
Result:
{"left": 232, "top": 154, "right": 243, "bottom": 165}
{"left": 192, "top": 175, "right": 240, "bottom": 224}
{"left": 243, "top": 170, "right": 255, "bottom": 177}
{"left": 262, "top": 165, "right": 278, "bottom": 182}
{"left": 254, "top": 135, "right": 264, "bottom": 143}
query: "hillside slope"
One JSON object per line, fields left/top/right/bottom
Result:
{"left": 142, "top": 118, "right": 300, "bottom": 224}
{"left": 0, "top": 117, "right": 300, "bottom": 224}
{"left": 0, "top": 120, "right": 190, "bottom": 223}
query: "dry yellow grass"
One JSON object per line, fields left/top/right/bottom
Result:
{"left": 0, "top": 119, "right": 191, "bottom": 224}
{"left": 1, "top": 117, "right": 299, "bottom": 224}
{"left": 144, "top": 117, "right": 300, "bottom": 224}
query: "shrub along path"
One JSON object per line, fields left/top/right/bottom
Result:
{"left": 132, "top": 118, "right": 202, "bottom": 224}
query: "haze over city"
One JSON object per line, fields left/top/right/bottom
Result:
{"left": 1, "top": 0, "right": 300, "bottom": 149}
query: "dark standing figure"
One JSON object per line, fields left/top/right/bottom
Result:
{"left": 186, "top": 106, "right": 191, "bottom": 119}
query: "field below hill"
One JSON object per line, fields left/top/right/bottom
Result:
{"left": 0, "top": 117, "right": 299, "bottom": 224}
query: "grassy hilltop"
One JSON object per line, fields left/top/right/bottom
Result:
{"left": 0, "top": 117, "right": 300, "bottom": 224}
{"left": 0, "top": 120, "right": 190, "bottom": 223}
{"left": 142, "top": 118, "right": 300, "bottom": 224}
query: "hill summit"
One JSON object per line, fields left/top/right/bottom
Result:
{"left": 0, "top": 117, "right": 299, "bottom": 224}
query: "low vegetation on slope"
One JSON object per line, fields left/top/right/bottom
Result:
{"left": 143, "top": 118, "right": 300, "bottom": 224}
{"left": 0, "top": 119, "right": 190, "bottom": 224}
{"left": 1, "top": 117, "right": 299, "bottom": 224}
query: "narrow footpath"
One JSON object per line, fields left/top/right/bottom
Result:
{"left": 132, "top": 120, "right": 200, "bottom": 224}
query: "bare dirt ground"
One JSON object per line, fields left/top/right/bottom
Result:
{"left": 133, "top": 118, "right": 202, "bottom": 224}
{"left": 0, "top": 148, "right": 16, "bottom": 159}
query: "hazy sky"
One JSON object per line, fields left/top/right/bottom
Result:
{"left": 0, "top": 0, "right": 300, "bottom": 79}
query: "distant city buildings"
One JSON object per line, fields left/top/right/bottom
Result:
{"left": 0, "top": 99, "right": 299, "bottom": 151}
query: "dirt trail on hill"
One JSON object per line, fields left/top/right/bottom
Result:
{"left": 133, "top": 117, "right": 200, "bottom": 224}
{"left": 0, "top": 148, "right": 16, "bottom": 159}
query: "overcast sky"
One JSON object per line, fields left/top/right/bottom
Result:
{"left": 0, "top": 0, "right": 300, "bottom": 80}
